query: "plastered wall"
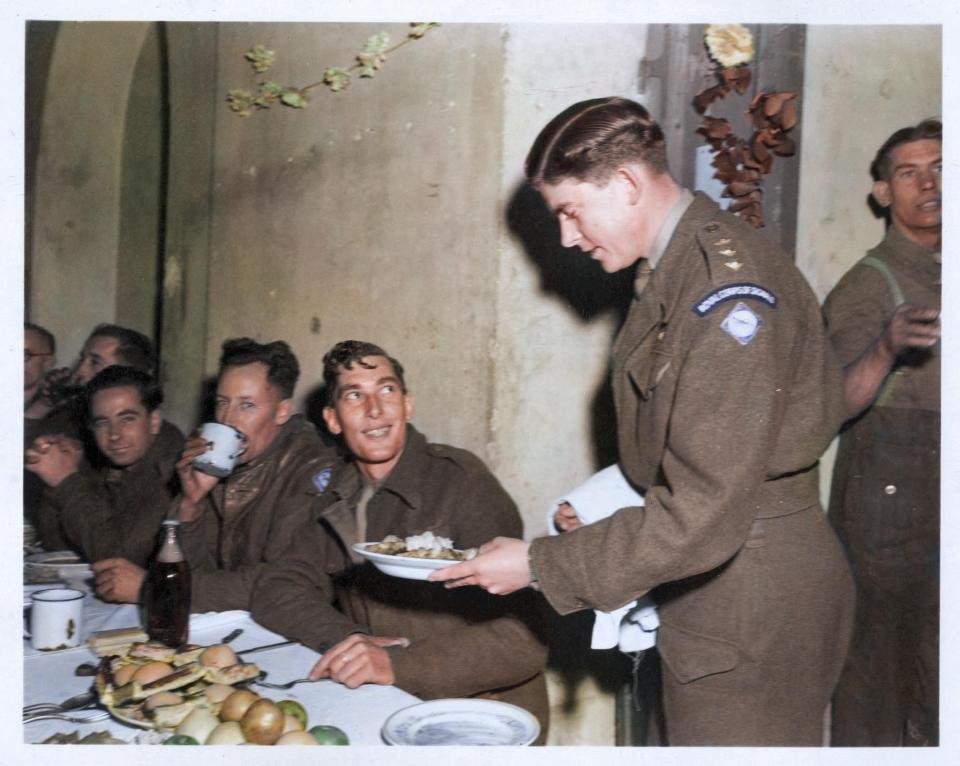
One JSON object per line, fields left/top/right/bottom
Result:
{"left": 795, "top": 25, "right": 941, "bottom": 505}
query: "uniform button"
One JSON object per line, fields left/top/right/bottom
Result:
{"left": 884, "top": 484, "right": 897, "bottom": 495}
{"left": 657, "top": 331, "right": 665, "bottom": 340}
{"left": 705, "top": 223, "right": 719, "bottom": 232}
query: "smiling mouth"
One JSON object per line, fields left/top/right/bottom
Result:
{"left": 364, "top": 425, "right": 392, "bottom": 438}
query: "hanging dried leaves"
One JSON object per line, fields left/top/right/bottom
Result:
{"left": 692, "top": 25, "right": 800, "bottom": 228}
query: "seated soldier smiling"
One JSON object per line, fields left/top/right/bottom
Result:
{"left": 25, "top": 366, "right": 183, "bottom": 601}
{"left": 251, "top": 340, "right": 549, "bottom": 741}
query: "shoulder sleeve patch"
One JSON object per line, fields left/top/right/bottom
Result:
{"left": 312, "top": 467, "right": 332, "bottom": 492}
{"left": 692, "top": 282, "right": 777, "bottom": 316}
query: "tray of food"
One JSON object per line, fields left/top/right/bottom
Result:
{"left": 92, "top": 637, "right": 349, "bottom": 745}
{"left": 95, "top": 639, "right": 262, "bottom": 730}
{"left": 352, "top": 532, "right": 477, "bottom": 581}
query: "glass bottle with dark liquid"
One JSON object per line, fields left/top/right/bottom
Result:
{"left": 145, "top": 520, "right": 191, "bottom": 647}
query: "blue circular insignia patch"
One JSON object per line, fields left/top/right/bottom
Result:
{"left": 721, "top": 301, "right": 762, "bottom": 346}
{"left": 313, "top": 467, "right": 332, "bottom": 492}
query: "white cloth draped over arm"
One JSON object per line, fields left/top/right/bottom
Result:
{"left": 547, "top": 465, "right": 659, "bottom": 652}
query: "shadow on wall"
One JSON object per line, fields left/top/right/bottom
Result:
{"left": 545, "top": 609, "right": 634, "bottom": 709}
{"left": 505, "top": 181, "right": 635, "bottom": 471}
{"left": 303, "top": 382, "right": 341, "bottom": 450}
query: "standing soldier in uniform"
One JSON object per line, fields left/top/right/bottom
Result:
{"left": 434, "top": 97, "right": 854, "bottom": 746}
{"left": 823, "top": 120, "right": 941, "bottom": 746}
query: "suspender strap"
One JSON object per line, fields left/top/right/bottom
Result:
{"left": 860, "top": 255, "right": 905, "bottom": 406}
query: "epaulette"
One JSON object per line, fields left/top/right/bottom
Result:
{"left": 694, "top": 218, "right": 756, "bottom": 284}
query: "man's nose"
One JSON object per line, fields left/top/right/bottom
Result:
{"left": 72, "top": 362, "right": 90, "bottom": 385}
{"left": 365, "top": 394, "right": 382, "bottom": 418}
{"left": 108, "top": 424, "right": 120, "bottom": 441}
{"left": 559, "top": 218, "right": 582, "bottom": 249}
{"left": 919, "top": 167, "right": 937, "bottom": 189}
{"left": 219, "top": 406, "right": 238, "bottom": 428}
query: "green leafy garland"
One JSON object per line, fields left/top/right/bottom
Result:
{"left": 227, "top": 22, "right": 440, "bottom": 116}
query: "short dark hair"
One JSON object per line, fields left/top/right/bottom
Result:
{"left": 88, "top": 324, "right": 156, "bottom": 375}
{"left": 870, "top": 119, "right": 942, "bottom": 181}
{"left": 525, "top": 97, "right": 669, "bottom": 187}
{"left": 219, "top": 338, "right": 300, "bottom": 399}
{"left": 86, "top": 365, "right": 163, "bottom": 416}
{"left": 322, "top": 340, "right": 406, "bottom": 405}
{"left": 25, "top": 322, "right": 55, "bottom": 354}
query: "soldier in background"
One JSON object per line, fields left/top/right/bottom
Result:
{"left": 823, "top": 119, "right": 941, "bottom": 747}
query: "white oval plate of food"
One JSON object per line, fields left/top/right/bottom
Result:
{"left": 381, "top": 698, "right": 540, "bottom": 746}
{"left": 24, "top": 550, "right": 93, "bottom": 579}
{"left": 351, "top": 543, "right": 467, "bottom": 581}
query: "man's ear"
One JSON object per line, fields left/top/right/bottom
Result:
{"left": 149, "top": 409, "right": 162, "bottom": 436}
{"left": 872, "top": 179, "right": 892, "bottom": 209}
{"left": 615, "top": 164, "right": 645, "bottom": 206}
{"left": 322, "top": 406, "right": 343, "bottom": 436}
{"left": 403, "top": 393, "right": 415, "bottom": 422}
{"left": 276, "top": 398, "right": 294, "bottom": 425}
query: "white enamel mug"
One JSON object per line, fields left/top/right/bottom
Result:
{"left": 27, "top": 587, "right": 84, "bottom": 650}
{"left": 192, "top": 422, "right": 247, "bottom": 478}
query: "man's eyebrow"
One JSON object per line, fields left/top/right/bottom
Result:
{"left": 117, "top": 409, "right": 143, "bottom": 418}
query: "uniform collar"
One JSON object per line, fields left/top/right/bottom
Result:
{"left": 884, "top": 224, "right": 941, "bottom": 268}
{"left": 327, "top": 424, "right": 427, "bottom": 511}
{"left": 637, "top": 191, "right": 719, "bottom": 313}
{"left": 645, "top": 188, "right": 695, "bottom": 272}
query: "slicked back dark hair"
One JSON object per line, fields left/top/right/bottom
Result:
{"left": 219, "top": 337, "right": 300, "bottom": 399}
{"left": 88, "top": 324, "right": 156, "bottom": 375}
{"left": 871, "top": 119, "right": 942, "bottom": 181}
{"left": 25, "top": 322, "right": 55, "bottom": 354}
{"left": 85, "top": 365, "right": 163, "bottom": 417}
{"left": 322, "top": 340, "right": 406, "bottom": 406}
{"left": 525, "top": 96, "right": 669, "bottom": 187}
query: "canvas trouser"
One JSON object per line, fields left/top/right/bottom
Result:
{"left": 829, "top": 407, "right": 939, "bottom": 746}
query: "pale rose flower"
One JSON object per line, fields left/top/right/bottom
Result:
{"left": 704, "top": 24, "right": 755, "bottom": 68}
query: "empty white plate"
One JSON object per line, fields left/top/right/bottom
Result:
{"left": 382, "top": 698, "right": 539, "bottom": 746}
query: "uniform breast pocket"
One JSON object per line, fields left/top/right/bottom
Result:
{"left": 626, "top": 332, "right": 674, "bottom": 400}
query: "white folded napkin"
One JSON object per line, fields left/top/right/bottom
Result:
{"left": 188, "top": 610, "right": 250, "bottom": 632}
{"left": 547, "top": 464, "right": 659, "bottom": 652}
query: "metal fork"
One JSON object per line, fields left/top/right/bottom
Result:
{"left": 252, "top": 676, "right": 322, "bottom": 690}
{"left": 23, "top": 689, "right": 98, "bottom": 715}
{"left": 23, "top": 700, "right": 97, "bottom": 715}
{"left": 23, "top": 710, "right": 110, "bottom": 724}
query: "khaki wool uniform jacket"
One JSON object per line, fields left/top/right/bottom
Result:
{"left": 180, "top": 415, "right": 337, "bottom": 613}
{"left": 251, "top": 426, "right": 550, "bottom": 739}
{"left": 529, "top": 193, "right": 854, "bottom": 745}
{"left": 37, "top": 420, "right": 184, "bottom": 566}
{"left": 823, "top": 226, "right": 940, "bottom": 746}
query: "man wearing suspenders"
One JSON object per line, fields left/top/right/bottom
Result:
{"left": 822, "top": 119, "right": 941, "bottom": 746}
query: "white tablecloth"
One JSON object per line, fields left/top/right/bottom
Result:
{"left": 23, "top": 596, "right": 420, "bottom": 744}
